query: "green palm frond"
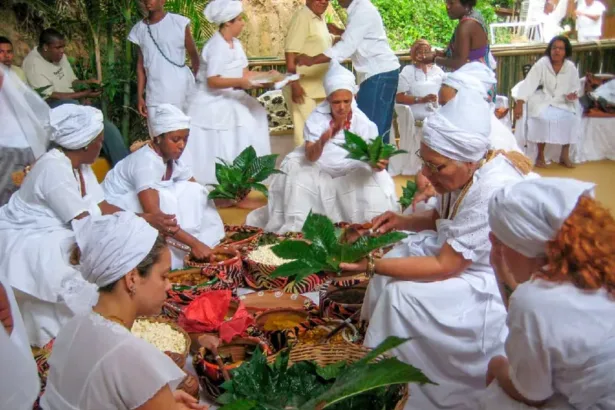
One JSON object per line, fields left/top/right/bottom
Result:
{"left": 165, "top": 0, "right": 216, "bottom": 48}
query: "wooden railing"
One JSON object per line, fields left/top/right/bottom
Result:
{"left": 248, "top": 40, "right": 615, "bottom": 99}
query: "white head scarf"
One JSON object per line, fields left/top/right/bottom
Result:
{"left": 149, "top": 104, "right": 191, "bottom": 137}
{"left": 204, "top": 0, "right": 243, "bottom": 25}
{"left": 49, "top": 104, "right": 104, "bottom": 150}
{"left": 489, "top": 178, "right": 596, "bottom": 258}
{"left": 0, "top": 66, "right": 51, "bottom": 158}
{"left": 324, "top": 60, "right": 358, "bottom": 97}
{"left": 443, "top": 62, "right": 496, "bottom": 100}
{"left": 422, "top": 88, "right": 491, "bottom": 162}
{"left": 72, "top": 212, "right": 160, "bottom": 288}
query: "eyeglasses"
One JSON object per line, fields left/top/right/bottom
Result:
{"left": 415, "top": 149, "right": 448, "bottom": 174}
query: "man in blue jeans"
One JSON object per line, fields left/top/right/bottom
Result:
{"left": 296, "top": 0, "right": 400, "bottom": 143}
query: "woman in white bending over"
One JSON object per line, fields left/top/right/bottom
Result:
{"left": 340, "top": 88, "right": 534, "bottom": 410}
{"left": 247, "top": 60, "right": 398, "bottom": 233}
{"left": 183, "top": 0, "right": 272, "bottom": 185}
{"left": 103, "top": 104, "right": 225, "bottom": 269}
{"left": 481, "top": 178, "right": 615, "bottom": 409}
{"left": 41, "top": 212, "right": 206, "bottom": 410}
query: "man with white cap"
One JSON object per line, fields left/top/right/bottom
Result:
{"left": 103, "top": 104, "right": 225, "bottom": 269}
{"left": 481, "top": 178, "right": 615, "bottom": 409}
{"left": 129, "top": 0, "right": 199, "bottom": 117}
{"left": 183, "top": 0, "right": 272, "bottom": 185}
{"left": 41, "top": 212, "right": 206, "bottom": 409}
{"left": 295, "top": 0, "right": 400, "bottom": 144}
{"left": 247, "top": 60, "right": 398, "bottom": 233}
{"left": 340, "top": 88, "right": 535, "bottom": 409}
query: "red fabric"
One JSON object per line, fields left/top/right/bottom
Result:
{"left": 178, "top": 290, "right": 254, "bottom": 343}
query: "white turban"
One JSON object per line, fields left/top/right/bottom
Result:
{"left": 204, "top": 0, "right": 243, "bottom": 24}
{"left": 443, "top": 62, "right": 496, "bottom": 100}
{"left": 324, "top": 60, "right": 358, "bottom": 97}
{"left": 50, "top": 104, "right": 104, "bottom": 150}
{"left": 422, "top": 88, "right": 491, "bottom": 162}
{"left": 72, "top": 212, "right": 160, "bottom": 288}
{"left": 489, "top": 178, "right": 596, "bottom": 258}
{"left": 149, "top": 104, "right": 191, "bottom": 137}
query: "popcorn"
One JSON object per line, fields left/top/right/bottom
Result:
{"left": 132, "top": 320, "right": 185, "bottom": 354}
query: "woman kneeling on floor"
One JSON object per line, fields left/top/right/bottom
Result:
{"left": 103, "top": 104, "right": 225, "bottom": 269}
{"left": 247, "top": 60, "right": 398, "bottom": 233}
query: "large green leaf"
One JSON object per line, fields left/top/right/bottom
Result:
{"left": 246, "top": 154, "right": 279, "bottom": 181}
{"left": 340, "top": 231, "right": 408, "bottom": 263}
{"left": 353, "top": 336, "right": 411, "bottom": 366}
{"left": 218, "top": 400, "right": 259, "bottom": 410}
{"left": 302, "top": 212, "right": 338, "bottom": 254}
{"left": 269, "top": 259, "right": 328, "bottom": 283}
{"left": 367, "top": 136, "right": 384, "bottom": 165}
{"left": 398, "top": 180, "right": 418, "bottom": 211}
{"left": 271, "top": 240, "right": 313, "bottom": 260}
{"left": 250, "top": 182, "right": 269, "bottom": 198}
{"left": 233, "top": 146, "right": 258, "bottom": 169}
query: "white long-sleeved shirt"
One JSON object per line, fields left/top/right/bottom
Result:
{"left": 324, "top": 0, "right": 399, "bottom": 84}
{"left": 513, "top": 56, "right": 581, "bottom": 118}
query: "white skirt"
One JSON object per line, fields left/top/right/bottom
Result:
{"left": 389, "top": 104, "right": 423, "bottom": 177}
{"left": 246, "top": 156, "right": 399, "bottom": 234}
{"left": 183, "top": 92, "right": 271, "bottom": 186}
{"left": 527, "top": 106, "right": 579, "bottom": 145}
{"left": 106, "top": 181, "right": 225, "bottom": 269}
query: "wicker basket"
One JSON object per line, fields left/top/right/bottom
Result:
{"left": 193, "top": 336, "right": 271, "bottom": 401}
{"left": 297, "top": 318, "right": 360, "bottom": 345}
{"left": 266, "top": 343, "right": 409, "bottom": 410}
{"left": 133, "top": 316, "right": 191, "bottom": 363}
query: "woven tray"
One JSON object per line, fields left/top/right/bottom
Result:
{"left": 133, "top": 316, "right": 191, "bottom": 361}
{"left": 220, "top": 225, "right": 263, "bottom": 249}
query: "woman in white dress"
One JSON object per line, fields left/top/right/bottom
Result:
{"left": 390, "top": 39, "right": 445, "bottom": 176}
{"left": 341, "top": 89, "right": 534, "bottom": 410}
{"left": 513, "top": 36, "right": 581, "bottom": 168}
{"left": 129, "top": 0, "right": 198, "bottom": 116}
{"left": 247, "top": 61, "right": 398, "bottom": 233}
{"left": 481, "top": 178, "right": 615, "bottom": 409}
{"left": 183, "top": 0, "right": 271, "bottom": 185}
{"left": 41, "top": 212, "right": 206, "bottom": 410}
{"left": 103, "top": 104, "right": 225, "bottom": 269}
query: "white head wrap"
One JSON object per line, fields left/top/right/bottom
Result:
{"left": 72, "top": 212, "right": 160, "bottom": 288}
{"left": 149, "top": 104, "right": 191, "bottom": 137}
{"left": 204, "top": 0, "right": 243, "bottom": 24}
{"left": 324, "top": 60, "right": 358, "bottom": 97}
{"left": 489, "top": 178, "right": 596, "bottom": 258}
{"left": 49, "top": 104, "right": 104, "bottom": 150}
{"left": 443, "top": 62, "right": 496, "bottom": 100}
{"left": 422, "top": 88, "right": 491, "bottom": 162}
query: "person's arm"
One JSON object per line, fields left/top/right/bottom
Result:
{"left": 98, "top": 200, "right": 123, "bottom": 215}
{"left": 513, "top": 61, "right": 544, "bottom": 118}
{"left": 434, "top": 21, "right": 475, "bottom": 70}
{"left": 48, "top": 90, "right": 92, "bottom": 101}
{"left": 486, "top": 356, "right": 548, "bottom": 407}
{"left": 185, "top": 25, "right": 200, "bottom": 76}
{"left": 396, "top": 93, "right": 425, "bottom": 105}
{"left": 305, "top": 132, "right": 331, "bottom": 162}
{"left": 136, "top": 47, "right": 148, "bottom": 117}
{"left": 286, "top": 53, "right": 306, "bottom": 105}
{"left": 207, "top": 75, "right": 252, "bottom": 90}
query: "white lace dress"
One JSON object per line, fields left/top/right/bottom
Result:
{"left": 363, "top": 155, "right": 535, "bottom": 410}
{"left": 41, "top": 312, "right": 186, "bottom": 410}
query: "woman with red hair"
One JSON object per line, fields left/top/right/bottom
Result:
{"left": 483, "top": 177, "right": 615, "bottom": 409}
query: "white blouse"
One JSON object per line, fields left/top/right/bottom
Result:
{"left": 505, "top": 278, "right": 615, "bottom": 408}
{"left": 397, "top": 64, "right": 445, "bottom": 121}
{"left": 41, "top": 312, "right": 185, "bottom": 410}
{"left": 514, "top": 56, "right": 581, "bottom": 118}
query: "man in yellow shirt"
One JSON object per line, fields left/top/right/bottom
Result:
{"left": 0, "top": 37, "right": 27, "bottom": 84}
{"left": 284, "top": 0, "right": 332, "bottom": 147}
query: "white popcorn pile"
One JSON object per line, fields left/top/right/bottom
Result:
{"left": 131, "top": 319, "right": 186, "bottom": 354}
{"left": 247, "top": 244, "right": 295, "bottom": 266}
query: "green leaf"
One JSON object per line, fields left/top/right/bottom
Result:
{"left": 354, "top": 336, "right": 411, "bottom": 366}
{"left": 271, "top": 240, "right": 313, "bottom": 260}
{"left": 250, "top": 182, "right": 269, "bottom": 198}
{"left": 302, "top": 212, "right": 338, "bottom": 254}
{"left": 219, "top": 399, "right": 259, "bottom": 410}
{"left": 367, "top": 136, "right": 383, "bottom": 165}
{"left": 233, "top": 146, "right": 258, "bottom": 169}
{"left": 340, "top": 231, "right": 407, "bottom": 263}
{"left": 399, "top": 180, "right": 418, "bottom": 211}
{"left": 269, "top": 259, "right": 328, "bottom": 283}
{"left": 317, "top": 361, "right": 348, "bottom": 381}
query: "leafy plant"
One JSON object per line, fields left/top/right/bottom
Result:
{"left": 270, "top": 212, "right": 407, "bottom": 283}
{"left": 217, "top": 336, "right": 433, "bottom": 410}
{"left": 208, "top": 146, "right": 283, "bottom": 201}
{"left": 338, "top": 131, "right": 407, "bottom": 168}
{"left": 398, "top": 180, "right": 418, "bottom": 212}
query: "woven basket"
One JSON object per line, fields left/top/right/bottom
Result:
{"left": 266, "top": 343, "right": 409, "bottom": 410}
{"left": 133, "top": 316, "right": 191, "bottom": 363}
{"left": 220, "top": 225, "right": 263, "bottom": 250}
{"left": 319, "top": 282, "right": 368, "bottom": 322}
{"left": 255, "top": 308, "right": 312, "bottom": 351}
{"left": 297, "top": 318, "right": 360, "bottom": 345}
{"left": 243, "top": 253, "right": 326, "bottom": 294}
{"left": 193, "top": 336, "right": 271, "bottom": 401}
{"left": 183, "top": 247, "right": 245, "bottom": 289}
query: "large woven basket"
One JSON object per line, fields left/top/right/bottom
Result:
{"left": 133, "top": 316, "right": 191, "bottom": 364}
{"left": 266, "top": 343, "right": 409, "bottom": 410}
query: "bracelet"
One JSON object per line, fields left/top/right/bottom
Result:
{"left": 366, "top": 253, "right": 376, "bottom": 278}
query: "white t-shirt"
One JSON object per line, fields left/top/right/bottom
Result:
{"left": 40, "top": 312, "right": 185, "bottom": 410}
{"left": 22, "top": 47, "right": 77, "bottom": 96}
{"left": 576, "top": 0, "right": 606, "bottom": 38}
{"left": 128, "top": 13, "right": 194, "bottom": 108}
{"left": 397, "top": 64, "right": 445, "bottom": 120}
{"left": 506, "top": 278, "right": 615, "bottom": 408}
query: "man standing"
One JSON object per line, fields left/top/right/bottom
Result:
{"left": 284, "top": 0, "right": 332, "bottom": 147}
{"left": 22, "top": 28, "right": 129, "bottom": 165}
{"left": 296, "top": 0, "right": 400, "bottom": 143}
{"left": 0, "top": 37, "right": 27, "bottom": 84}
{"left": 575, "top": 0, "right": 606, "bottom": 42}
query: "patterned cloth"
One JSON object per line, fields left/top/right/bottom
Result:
{"left": 0, "top": 147, "right": 35, "bottom": 206}
{"left": 32, "top": 338, "right": 55, "bottom": 410}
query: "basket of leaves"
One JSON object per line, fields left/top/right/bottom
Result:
{"left": 207, "top": 146, "right": 283, "bottom": 208}
{"left": 244, "top": 243, "right": 327, "bottom": 293}
{"left": 338, "top": 130, "right": 407, "bottom": 168}
{"left": 183, "top": 247, "right": 245, "bottom": 289}
{"left": 193, "top": 336, "right": 272, "bottom": 401}
{"left": 268, "top": 212, "right": 407, "bottom": 283}
{"left": 255, "top": 308, "right": 313, "bottom": 352}
{"left": 216, "top": 336, "right": 433, "bottom": 410}
{"left": 320, "top": 282, "right": 368, "bottom": 322}
{"left": 220, "top": 224, "right": 264, "bottom": 250}
{"left": 399, "top": 180, "right": 418, "bottom": 212}
{"left": 238, "top": 290, "right": 316, "bottom": 316}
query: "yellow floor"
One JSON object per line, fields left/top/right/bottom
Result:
{"left": 219, "top": 160, "right": 615, "bottom": 225}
